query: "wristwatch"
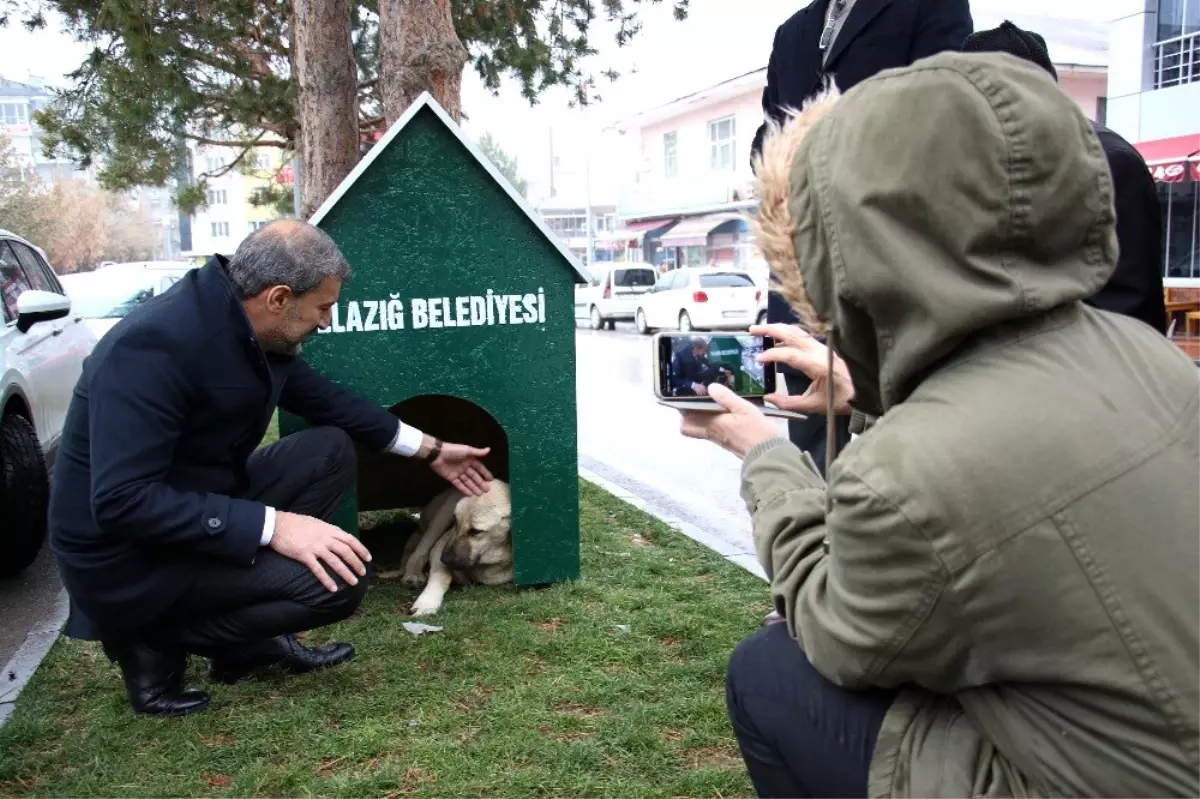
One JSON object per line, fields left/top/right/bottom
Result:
{"left": 423, "top": 438, "right": 443, "bottom": 462}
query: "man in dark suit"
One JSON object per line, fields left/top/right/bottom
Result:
{"left": 49, "top": 220, "right": 494, "bottom": 716}
{"left": 962, "top": 21, "right": 1168, "bottom": 333}
{"left": 751, "top": 0, "right": 974, "bottom": 474}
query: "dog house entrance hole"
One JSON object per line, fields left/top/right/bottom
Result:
{"left": 354, "top": 394, "right": 509, "bottom": 512}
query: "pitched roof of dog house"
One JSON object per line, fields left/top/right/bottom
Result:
{"left": 308, "top": 91, "right": 590, "bottom": 285}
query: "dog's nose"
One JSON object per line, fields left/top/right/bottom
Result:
{"left": 440, "top": 549, "right": 455, "bottom": 566}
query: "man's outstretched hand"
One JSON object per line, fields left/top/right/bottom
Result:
{"left": 269, "top": 511, "right": 372, "bottom": 593}
{"left": 430, "top": 442, "right": 493, "bottom": 496}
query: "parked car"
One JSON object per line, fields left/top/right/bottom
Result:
{"left": 0, "top": 230, "right": 98, "bottom": 576}
{"left": 574, "top": 265, "right": 658, "bottom": 329}
{"left": 635, "top": 267, "right": 762, "bottom": 334}
{"left": 58, "top": 264, "right": 194, "bottom": 341}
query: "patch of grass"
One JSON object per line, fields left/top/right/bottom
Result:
{"left": 0, "top": 481, "right": 769, "bottom": 798}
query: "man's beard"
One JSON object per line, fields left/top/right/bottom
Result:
{"left": 261, "top": 325, "right": 313, "bottom": 356}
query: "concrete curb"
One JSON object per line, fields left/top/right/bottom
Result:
{"left": 0, "top": 587, "right": 69, "bottom": 728}
{"left": 579, "top": 464, "right": 767, "bottom": 582}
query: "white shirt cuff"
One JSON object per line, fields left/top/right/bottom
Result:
{"left": 261, "top": 506, "right": 277, "bottom": 546}
{"left": 388, "top": 420, "right": 425, "bottom": 457}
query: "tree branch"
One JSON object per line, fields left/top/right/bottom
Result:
{"left": 183, "top": 134, "right": 289, "bottom": 149}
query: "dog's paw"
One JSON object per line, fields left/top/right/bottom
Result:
{"left": 401, "top": 571, "right": 428, "bottom": 588}
{"left": 409, "top": 598, "right": 441, "bottom": 617}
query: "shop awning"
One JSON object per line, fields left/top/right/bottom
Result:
{"left": 1135, "top": 134, "right": 1200, "bottom": 183}
{"left": 659, "top": 213, "right": 745, "bottom": 248}
{"left": 615, "top": 218, "right": 678, "bottom": 243}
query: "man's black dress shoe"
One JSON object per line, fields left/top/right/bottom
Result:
{"left": 209, "top": 634, "right": 355, "bottom": 684}
{"left": 101, "top": 640, "right": 210, "bottom": 716}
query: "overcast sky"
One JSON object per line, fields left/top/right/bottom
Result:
{"left": 0, "top": 0, "right": 1118, "bottom": 202}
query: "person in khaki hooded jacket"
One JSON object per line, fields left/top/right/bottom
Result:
{"left": 680, "top": 51, "right": 1200, "bottom": 797}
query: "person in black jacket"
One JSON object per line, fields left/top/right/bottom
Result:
{"left": 750, "top": 0, "right": 974, "bottom": 475}
{"left": 962, "top": 21, "right": 1168, "bottom": 334}
{"left": 48, "top": 220, "right": 494, "bottom": 716}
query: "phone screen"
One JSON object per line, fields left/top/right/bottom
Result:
{"left": 657, "top": 333, "right": 775, "bottom": 399}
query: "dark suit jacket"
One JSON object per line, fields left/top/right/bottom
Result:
{"left": 1088, "top": 122, "right": 1167, "bottom": 333}
{"left": 751, "top": 0, "right": 974, "bottom": 329}
{"left": 48, "top": 256, "right": 399, "bottom": 641}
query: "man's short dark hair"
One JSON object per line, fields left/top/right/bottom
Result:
{"left": 226, "top": 219, "right": 353, "bottom": 299}
{"left": 962, "top": 21, "right": 1058, "bottom": 81}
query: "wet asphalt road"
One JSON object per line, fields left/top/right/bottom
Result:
{"left": 0, "top": 322, "right": 775, "bottom": 670}
{"left": 576, "top": 322, "right": 787, "bottom": 560}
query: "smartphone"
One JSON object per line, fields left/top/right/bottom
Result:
{"left": 653, "top": 331, "right": 777, "bottom": 400}
{"left": 652, "top": 332, "right": 805, "bottom": 419}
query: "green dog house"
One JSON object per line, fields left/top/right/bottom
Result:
{"left": 279, "top": 93, "right": 589, "bottom": 586}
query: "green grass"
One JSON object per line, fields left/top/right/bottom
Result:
{"left": 0, "top": 478, "right": 769, "bottom": 798}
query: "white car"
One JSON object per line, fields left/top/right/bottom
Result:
{"left": 0, "top": 230, "right": 98, "bottom": 575}
{"left": 574, "top": 265, "right": 658, "bottom": 330}
{"left": 635, "top": 267, "right": 762, "bottom": 334}
{"left": 59, "top": 265, "right": 194, "bottom": 341}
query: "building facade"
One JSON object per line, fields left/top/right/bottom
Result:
{"left": 0, "top": 75, "right": 88, "bottom": 184}
{"left": 1107, "top": 0, "right": 1200, "bottom": 286}
{"left": 186, "top": 145, "right": 288, "bottom": 257}
{"left": 612, "top": 21, "right": 1108, "bottom": 278}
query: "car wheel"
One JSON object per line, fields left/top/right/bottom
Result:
{"left": 0, "top": 413, "right": 50, "bottom": 577}
{"left": 589, "top": 306, "right": 603, "bottom": 330}
{"left": 756, "top": 310, "right": 767, "bottom": 327}
{"left": 635, "top": 308, "right": 651, "bottom": 335}
{"left": 679, "top": 310, "right": 693, "bottom": 332}
{"left": 605, "top": 319, "right": 616, "bottom": 331}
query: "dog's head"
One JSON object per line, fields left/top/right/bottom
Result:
{"left": 441, "top": 481, "right": 512, "bottom": 571}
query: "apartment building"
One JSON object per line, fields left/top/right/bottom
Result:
{"left": 1107, "top": 0, "right": 1200, "bottom": 284}
{"left": 612, "top": 14, "right": 1108, "bottom": 275}
{"left": 0, "top": 75, "right": 87, "bottom": 184}
{"left": 187, "top": 145, "right": 288, "bottom": 257}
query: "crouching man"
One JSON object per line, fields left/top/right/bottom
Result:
{"left": 48, "top": 220, "right": 493, "bottom": 716}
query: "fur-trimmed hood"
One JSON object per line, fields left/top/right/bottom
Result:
{"left": 751, "top": 51, "right": 1117, "bottom": 417}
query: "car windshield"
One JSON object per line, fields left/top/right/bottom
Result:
{"left": 61, "top": 273, "right": 157, "bottom": 319}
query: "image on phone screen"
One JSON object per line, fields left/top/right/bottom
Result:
{"left": 657, "top": 333, "right": 774, "bottom": 399}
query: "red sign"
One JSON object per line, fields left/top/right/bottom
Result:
{"left": 276, "top": 163, "right": 295, "bottom": 186}
{"left": 1149, "top": 161, "right": 1190, "bottom": 183}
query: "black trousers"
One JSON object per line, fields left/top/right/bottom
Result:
{"left": 149, "top": 426, "right": 368, "bottom": 656}
{"left": 784, "top": 371, "right": 852, "bottom": 477}
{"left": 726, "top": 623, "right": 898, "bottom": 798}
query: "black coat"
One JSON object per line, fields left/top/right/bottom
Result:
{"left": 1088, "top": 123, "right": 1167, "bottom": 333}
{"left": 48, "top": 256, "right": 399, "bottom": 641}
{"left": 752, "top": 0, "right": 974, "bottom": 328}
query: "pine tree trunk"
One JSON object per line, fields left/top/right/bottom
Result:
{"left": 378, "top": 0, "right": 469, "bottom": 124}
{"left": 293, "top": 0, "right": 360, "bottom": 218}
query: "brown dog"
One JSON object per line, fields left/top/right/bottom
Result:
{"left": 399, "top": 480, "right": 513, "bottom": 617}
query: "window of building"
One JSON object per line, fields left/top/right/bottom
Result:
{"left": 1154, "top": 0, "right": 1200, "bottom": 88}
{"left": 1159, "top": 181, "right": 1200, "bottom": 280}
{"left": 204, "top": 155, "right": 227, "bottom": 172}
{"left": 1, "top": 103, "right": 28, "bottom": 126}
{"left": 709, "top": 116, "right": 736, "bottom": 171}
{"left": 211, "top": 221, "right": 230, "bottom": 237}
{"left": 206, "top": 189, "right": 227, "bottom": 205}
{"left": 663, "top": 131, "right": 678, "bottom": 178}
{"left": 249, "top": 220, "right": 269, "bottom": 232}
{"left": 595, "top": 214, "right": 616, "bottom": 234}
